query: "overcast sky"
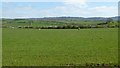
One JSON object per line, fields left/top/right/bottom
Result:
{"left": 1, "top": 0, "right": 119, "bottom": 18}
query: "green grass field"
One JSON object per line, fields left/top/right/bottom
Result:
{"left": 0, "top": 28, "right": 2, "bottom": 67}
{"left": 2, "top": 28, "right": 118, "bottom": 66}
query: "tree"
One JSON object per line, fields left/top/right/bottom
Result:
{"left": 106, "top": 18, "right": 113, "bottom": 24}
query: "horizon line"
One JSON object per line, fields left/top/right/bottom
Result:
{"left": 1, "top": 16, "right": 119, "bottom": 19}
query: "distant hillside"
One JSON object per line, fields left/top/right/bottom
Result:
{"left": 2, "top": 16, "right": 119, "bottom": 28}
{"left": 27, "top": 16, "right": 119, "bottom": 21}
{"left": 1, "top": 16, "right": 119, "bottom": 21}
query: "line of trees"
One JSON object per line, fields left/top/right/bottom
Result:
{"left": 16, "top": 24, "right": 118, "bottom": 29}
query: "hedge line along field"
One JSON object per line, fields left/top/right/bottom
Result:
{"left": 2, "top": 28, "right": 118, "bottom": 66}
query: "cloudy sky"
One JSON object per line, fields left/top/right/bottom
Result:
{"left": 1, "top": 0, "right": 119, "bottom": 18}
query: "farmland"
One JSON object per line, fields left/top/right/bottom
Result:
{"left": 2, "top": 1, "right": 119, "bottom": 67}
{"left": 2, "top": 28, "right": 118, "bottom": 66}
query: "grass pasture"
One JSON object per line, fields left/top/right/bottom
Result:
{"left": 2, "top": 28, "right": 118, "bottom": 66}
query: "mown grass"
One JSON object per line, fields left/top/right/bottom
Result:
{"left": 2, "top": 28, "right": 118, "bottom": 66}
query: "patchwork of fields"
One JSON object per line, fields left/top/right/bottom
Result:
{"left": 2, "top": 28, "right": 118, "bottom": 66}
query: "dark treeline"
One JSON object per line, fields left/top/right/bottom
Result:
{"left": 16, "top": 24, "right": 119, "bottom": 29}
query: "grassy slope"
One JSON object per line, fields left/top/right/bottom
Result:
{"left": 2, "top": 19, "right": 106, "bottom": 27}
{"left": 0, "top": 28, "right": 2, "bottom": 67}
{"left": 2, "top": 28, "right": 118, "bottom": 66}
